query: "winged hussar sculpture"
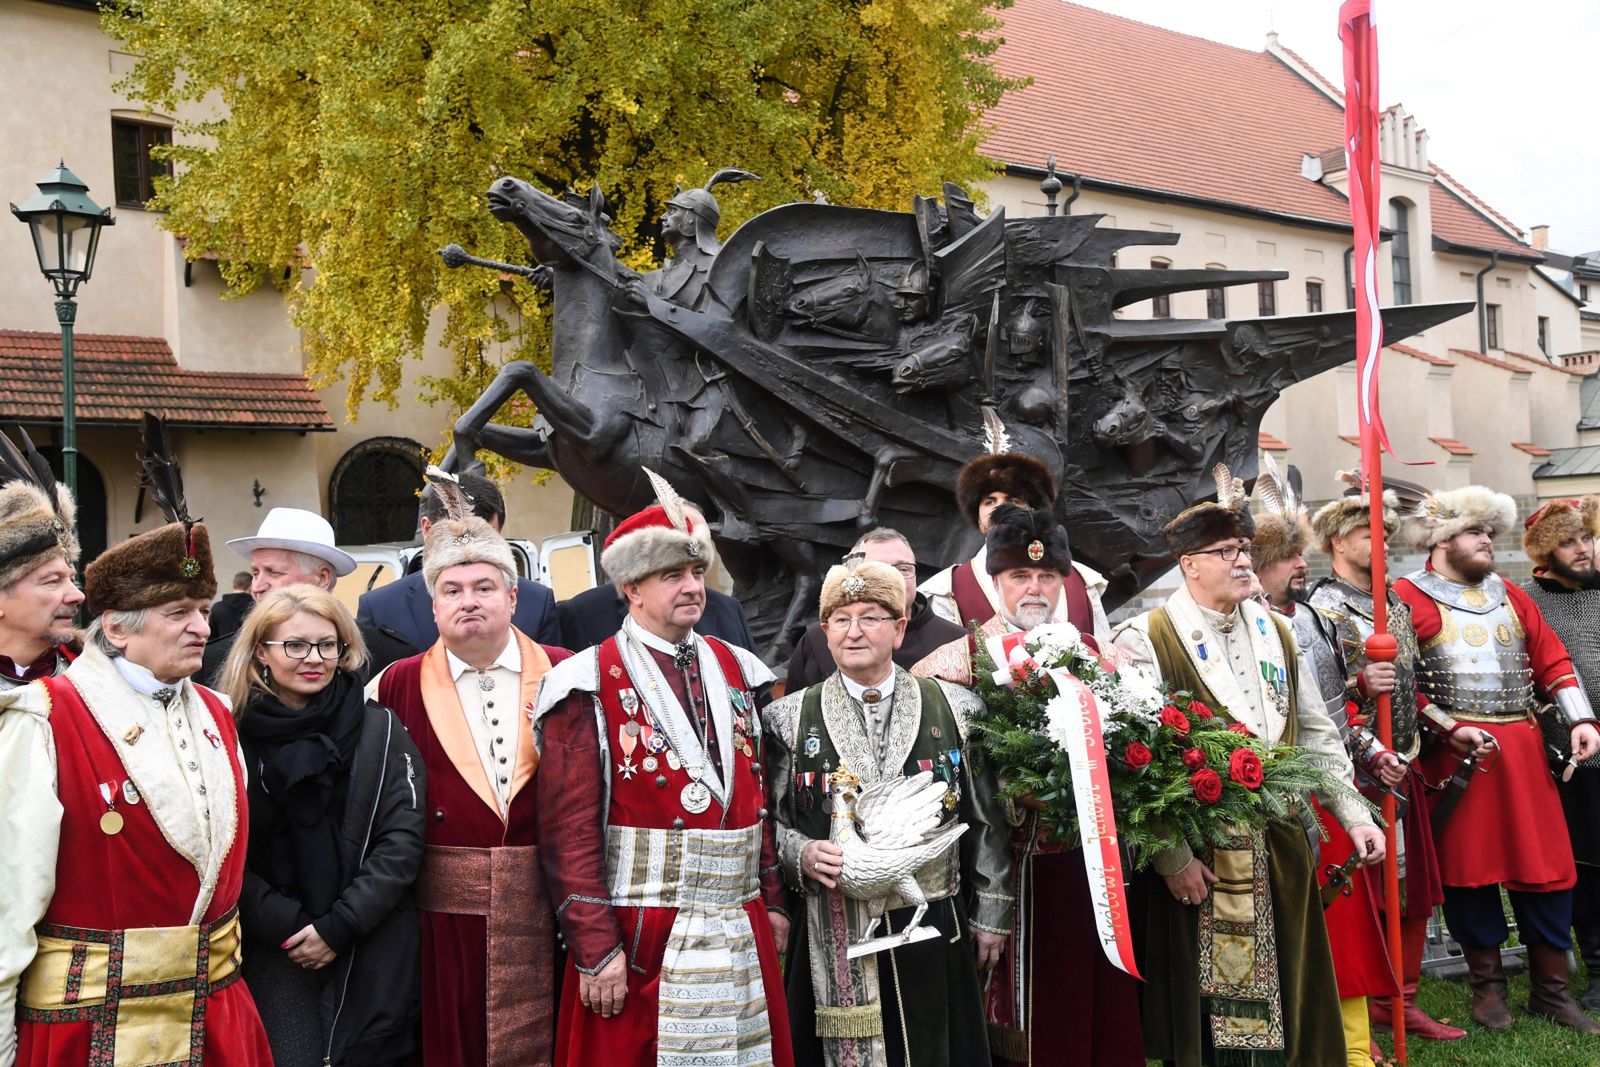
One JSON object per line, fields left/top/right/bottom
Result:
{"left": 443, "top": 174, "right": 1472, "bottom": 659}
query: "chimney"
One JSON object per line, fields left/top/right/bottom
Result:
{"left": 1531, "top": 224, "right": 1550, "bottom": 251}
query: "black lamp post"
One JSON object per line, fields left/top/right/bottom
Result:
{"left": 10, "top": 162, "right": 114, "bottom": 498}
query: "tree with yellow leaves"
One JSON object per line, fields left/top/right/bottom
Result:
{"left": 105, "top": 0, "right": 1021, "bottom": 418}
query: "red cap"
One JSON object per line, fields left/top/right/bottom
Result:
{"left": 603, "top": 505, "right": 698, "bottom": 550}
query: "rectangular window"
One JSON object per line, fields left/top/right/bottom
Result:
{"left": 1486, "top": 303, "right": 1501, "bottom": 349}
{"left": 1257, "top": 281, "right": 1276, "bottom": 317}
{"left": 1583, "top": 283, "right": 1592, "bottom": 303}
{"left": 1151, "top": 259, "right": 1170, "bottom": 319}
{"left": 1306, "top": 280, "right": 1324, "bottom": 312}
{"left": 1206, "top": 287, "right": 1226, "bottom": 319}
{"left": 111, "top": 119, "right": 172, "bottom": 208}
{"left": 1391, "top": 201, "right": 1413, "bottom": 305}
{"left": 1538, "top": 316, "right": 1550, "bottom": 355}
{"left": 1344, "top": 248, "right": 1355, "bottom": 309}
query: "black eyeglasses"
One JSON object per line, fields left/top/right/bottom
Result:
{"left": 1188, "top": 544, "right": 1254, "bottom": 563}
{"left": 261, "top": 639, "right": 345, "bottom": 660}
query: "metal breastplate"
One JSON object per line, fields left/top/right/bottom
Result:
{"left": 1407, "top": 571, "right": 1534, "bottom": 721}
{"left": 1288, "top": 604, "right": 1349, "bottom": 732}
{"left": 1307, "top": 578, "right": 1422, "bottom": 755}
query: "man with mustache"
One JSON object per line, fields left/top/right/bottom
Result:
{"left": 1394, "top": 487, "right": 1600, "bottom": 1033}
{"left": 368, "top": 475, "right": 571, "bottom": 1067}
{"left": 920, "top": 438, "right": 1110, "bottom": 639}
{"left": 0, "top": 428, "right": 82, "bottom": 690}
{"left": 1295, "top": 488, "right": 1463, "bottom": 1051}
{"left": 973, "top": 504, "right": 1142, "bottom": 1066}
{"left": 1519, "top": 497, "right": 1600, "bottom": 1014}
{"left": 532, "top": 473, "right": 792, "bottom": 1066}
{"left": 0, "top": 472, "right": 273, "bottom": 1066}
{"left": 1111, "top": 470, "right": 1383, "bottom": 1067}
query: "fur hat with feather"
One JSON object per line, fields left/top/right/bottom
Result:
{"left": 600, "top": 468, "right": 716, "bottom": 588}
{"left": 818, "top": 559, "right": 906, "bottom": 621}
{"left": 1522, "top": 496, "right": 1600, "bottom": 570}
{"left": 1249, "top": 454, "right": 1311, "bottom": 569}
{"left": 0, "top": 425, "right": 78, "bottom": 589}
{"left": 1400, "top": 485, "right": 1518, "bottom": 551}
{"left": 421, "top": 466, "right": 518, "bottom": 591}
{"left": 1163, "top": 463, "right": 1256, "bottom": 556}
{"left": 1309, "top": 471, "right": 1400, "bottom": 554}
{"left": 954, "top": 410, "right": 1058, "bottom": 528}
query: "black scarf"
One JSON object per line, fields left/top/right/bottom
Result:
{"left": 240, "top": 670, "right": 364, "bottom": 918}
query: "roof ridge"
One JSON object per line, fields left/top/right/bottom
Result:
{"left": 1267, "top": 41, "right": 1345, "bottom": 107}
{"left": 1063, "top": 2, "right": 1275, "bottom": 62}
{"left": 1429, "top": 163, "right": 1524, "bottom": 239}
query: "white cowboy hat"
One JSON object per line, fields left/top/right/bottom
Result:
{"left": 226, "top": 507, "right": 356, "bottom": 576}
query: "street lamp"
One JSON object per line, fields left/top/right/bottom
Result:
{"left": 10, "top": 162, "right": 115, "bottom": 498}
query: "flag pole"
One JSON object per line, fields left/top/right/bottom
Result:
{"left": 1341, "top": 2, "right": 1406, "bottom": 1060}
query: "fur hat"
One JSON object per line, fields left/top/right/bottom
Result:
{"left": 0, "top": 427, "right": 78, "bottom": 589}
{"left": 1400, "top": 486, "right": 1518, "bottom": 551}
{"left": 985, "top": 503, "right": 1073, "bottom": 575}
{"left": 1523, "top": 496, "right": 1600, "bottom": 569}
{"left": 956, "top": 453, "right": 1058, "bottom": 527}
{"left": 600, "top": 468, "right": 716, "bottom": 587}
{"left": 85, "top": 522, "right": 216, "bottom": 616}
{"left": 1163, "top": 463, "right": 1255, "bottom": 556}
{"left": 1310, "top": 489, "right": 1400, "bottom": 554}
{"left": 818, "top": 559, "right": 906, "bottom": 621}
{"left": 423, "top": 515, "right": 517, "bottom": 591}
{"left": 1248, "top": 513, "right": 1307, "bottom": 569}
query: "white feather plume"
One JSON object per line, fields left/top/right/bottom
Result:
{"left": 642, "top": 467, "right": 689, "bottom": 533}
{"left": 1255, "top": 452, "right": 1304, "bottom": 520}
{"left": 981, "top": 407, "right": 1011, "bottom": 456}
{"left": 424, "top": 465, "right": 472, "bottom": 523}
{"left": 1211, "top": 462, "right": 1248, "bottom": 512}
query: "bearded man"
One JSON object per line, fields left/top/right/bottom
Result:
{"left": 973, "top": 504, "right": 1140, "bottom": 1066}
{"left": 1393, "top": 487, "right": 1600, "bottom": 1033}
{"left": 1519, "top": 496, "right": 1600, "bottom": 1014}
{"left": 1110, "top": 472, "right": 1383, "bottom": 1067}
{"left": 0, "top": 428, "right": 81, "bottom": 689}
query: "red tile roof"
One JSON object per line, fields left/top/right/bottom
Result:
{"left": 1448, "top": 348, "right": 1534, "bottom": 375}
{"left": 1512, "top": 442, "right": 1553, "bottom": 456}
{"left": 1505, "top": 350, "right": 1587, "bottom": 375}
{"left": 1430, "top": 437, "right": 1477, "bottom": 456}
{"left": 1387, "top": 342, "right": 1455, "bottom": 367}
{"left": 983, "top": 0, "right": 1352, "bottom": 226}
{"left": 1338, "top": 434, "right": 1361, "bottom": 446}
{"left": 0, "top": 330, "right": 333, "bottom": 430}
{"left": 1257, "top": 432, "right": 1290, "bottom": 451}
{"left": 1429, "top": 177, "right": 1538, "bottom": 259}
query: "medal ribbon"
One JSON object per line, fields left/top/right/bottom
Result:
{"left": 1043, "top": 668, "right": 1141, "bottom": 979}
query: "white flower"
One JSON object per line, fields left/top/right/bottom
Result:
{"left": 1025, "top": 622, "right": 1084, "bottom": 668}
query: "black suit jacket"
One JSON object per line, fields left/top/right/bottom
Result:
{"left": 554, "top": 584, "right": 757, "bottom": 654}
{"left": 785, "top": 593, "right": 968, "bottom": 692}
{"left": 356, "top": 570, "right": 560, "bottom": 649}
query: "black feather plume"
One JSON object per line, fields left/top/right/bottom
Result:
{"left": 138, "top": 412, "right": 194, "bottom": 526}
{"left": 0, "top": 425, "right": 63, "bottom": 516}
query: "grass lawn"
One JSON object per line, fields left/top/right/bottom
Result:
{"left": 1371, "top": 972, "right": 1600, "bottom": 1066}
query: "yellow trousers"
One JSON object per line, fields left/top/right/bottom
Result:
{"left": 1340, "top": 995, "right": 1375, "bottom": 1067}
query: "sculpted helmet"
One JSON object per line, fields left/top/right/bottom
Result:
{"left": 665, "top": 167, "right": 759, "bottom": 256}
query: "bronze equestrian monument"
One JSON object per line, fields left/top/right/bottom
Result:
{"left": 443, "top": 173, "right": 1469, "bottom": 658}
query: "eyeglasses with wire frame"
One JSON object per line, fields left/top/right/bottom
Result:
{"left": 823, "top": 614, "right": 900, "bottom": 634}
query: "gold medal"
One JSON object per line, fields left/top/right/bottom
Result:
{"left": 100, "top": 810, "right": 125, "bottom": 835}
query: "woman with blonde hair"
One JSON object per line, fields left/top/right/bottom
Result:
{"left": 222, "top": 584, "right": 427, "bottom": 1067}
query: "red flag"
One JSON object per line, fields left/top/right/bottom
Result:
{"left": 1340, "top": 1, "right": 1390, "bottom": 460}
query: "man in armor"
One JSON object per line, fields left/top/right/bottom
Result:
{"left": 1519, "top": 496, "right": 1600, "bottom": 1013}
{"left": 1394, "top": 486, "right": 1600, "bottom": 1033}
{"left": 1298, "top": 489, "right": 1464, "bottom": 1045}
{"left": 1251, "top": 500, "right": 1404, "bottom": 1065}
{"left": 0, "top": 428, "right": 80, "bottom": 689}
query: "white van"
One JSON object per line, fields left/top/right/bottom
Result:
{"left": 331, "top": 531, "right": 599, "bottom": 616}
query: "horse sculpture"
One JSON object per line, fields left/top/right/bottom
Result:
{"left": 445, "top": 174, "right": 1471, "bottom": 660}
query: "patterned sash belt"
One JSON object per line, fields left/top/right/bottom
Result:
{"left": 18, "top": 906, "right": 244, "bottom": 1067}
{"left": 415, "top": 844, "right": 552, "bottom": 1067}
{"left": 606, "top": 823, "right": 774, "bottom": 1066}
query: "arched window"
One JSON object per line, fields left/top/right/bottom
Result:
{"left": 37, "top": 446, "right": 107, "bottom": 567}
{"left": 1391, "top": 200, "right": 1413, "bottom": 305}
{"left": 329, "top": 437, "right": 427, "bottom": 545}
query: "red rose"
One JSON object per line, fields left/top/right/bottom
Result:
{"left": 1123, "top": 742, "right": 1153, "bottom": 769}
{"left": 1160, "top": 705, "right": 1191, "bottom": 735}
{"left": 1228, "top": 748, "right": 1265, "bottom": 790}
{"left": 1189, "top": 700, "right": 1216, "bottom": 720}
{"left": 1227, "top": 722, "right": 1253, "bottom": 738}
{"left": 1181, "top": 747, "right": 1207, "bottom": 770}
{"left": 1190, "top": 768, "right": 1223, "bottom": 804}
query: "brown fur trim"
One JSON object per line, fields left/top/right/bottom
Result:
{"left": 1309, "top": 491, "right": 1399, "bottom": 554}
{"left": 1522, "top": 496, "right": 1600, "bottom": 568}
{"left": 600, "top": 523, "right": 716, "bottom": 588}
{"left": 1248, "top": 513, "right": 1307, "bottom": 569}
{"left": 984, "top": 504, "right": 1072, "bottom": 574}
{"left": 422, "top": 516, "right": 517, "bottom": 590}
{"left": 955, "top": 453, "right": 1057, "bottom": 527}
{"left": 85, "top": 523, "right": 216, "bottom": 616}
{"left": 1162, "top": 502, "right": 1255, "bottom": 556}
{"left": 1400, "top": 486, "right": 1517, "bottom": 551}
{"left": 818, "top": 560, "right": 906, "bottom": 620}
{"left": 0, "top": 482, "right": 78, "bottom": 589}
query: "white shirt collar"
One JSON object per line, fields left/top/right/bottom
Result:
{"left": 444, "top": 633, "right": 520, "bottom": 680}
{"left": 625, "top": 615, "right": 696, "bottom": 657}
{"left": 112, "top": 655, "right": 181, "bottom": 697}
{"left": 840, "top": 666, "right": 896, "bottom": 703}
